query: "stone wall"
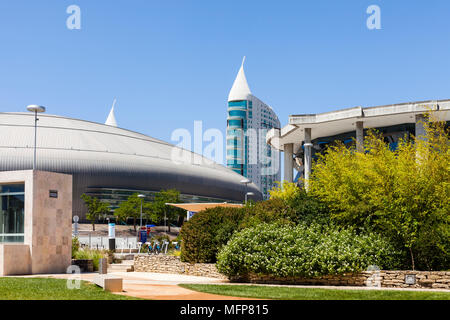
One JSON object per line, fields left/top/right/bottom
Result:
{"left": 0, "top": 244, "right": 32, "bottom": 276}
{"left": 134, "top": 255, "right": 449, "bottom": 289}
{"left": 0, "top": 170, "right": 72, "bottom": 276}
{"left": 232, "top": 271, "right": 450, "bottom": 290}
{"left": 134, "top": 255, "right": 227, "bottom": 279}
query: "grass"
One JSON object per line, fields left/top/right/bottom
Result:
{"left": 0, "top": 277, "right": 141, "bottom": 300}
{"left": 179, "top": 284, "right": 450, "bottom": 300}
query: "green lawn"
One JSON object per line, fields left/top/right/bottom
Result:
{"left": 179, "top": 284, "right": 450, "bottom": 300}
{"left": 0, "top": 277, "right": 141, "bottom": 300}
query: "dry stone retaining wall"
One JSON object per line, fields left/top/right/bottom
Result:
{"left": 232, "top": 271, "right": 450, "bottom": 289}
{"left": 134, "top": 255, "right": 227, "bottom": 279}
{"left": 134, "top": 255, "right": 449, "bottom": 289}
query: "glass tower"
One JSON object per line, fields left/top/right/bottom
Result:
{"left": 227, "top": 58, "right": 281, "bottom": 199}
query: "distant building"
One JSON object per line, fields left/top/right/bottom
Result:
{"left": 266, "top": 100, "right": 450, "bottom": 185}
{"left": 0, "top": 112, "right": 262, "bottom": 221}
{"left": 226, "top": 58, "right": 281, "bottom": 199}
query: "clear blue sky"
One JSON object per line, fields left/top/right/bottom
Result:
{"left": 1, "top": 0, "right": 450, "bottom": 165}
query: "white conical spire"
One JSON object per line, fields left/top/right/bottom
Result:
{"left": 228, "top": 56, "right": 252, "bottom": 102}
{"left": 105, "top": 98, "right": 118, "bottom": 127}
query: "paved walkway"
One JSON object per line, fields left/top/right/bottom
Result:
{"left": 6, "top": 272, "right": 449, "bottom": 299}
{"left": 10, "top": 272, "right": 258, "bottom": 300}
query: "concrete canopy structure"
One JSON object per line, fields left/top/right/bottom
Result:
{"left": 166, "top": 202, "right": 243, "bottom": 212}
{"left": 0, "top": 112, "right": 261, "bottom": 220}
{"left": 267, "top": 99, "right": 450, "bottom": 185}
{"left": 166, "top": 202, "right": 244, "bottom": 222}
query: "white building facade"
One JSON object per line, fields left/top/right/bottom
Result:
{"left": 226, "top": 58, "right": 281, "bottom": 199}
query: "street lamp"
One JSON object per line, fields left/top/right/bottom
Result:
{"left": 137, "top": 194, "right": 145, "bottom": 229}
{"left": 240, "top": 178, "right": 251, "bottom": 204}
{"left": 245, "top": 192, "right": 255, "bottom": 204}
{"left": 26, "top": 105, "right": 46, "bottom": 170}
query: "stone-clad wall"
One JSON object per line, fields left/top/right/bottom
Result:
{"left": 232, "top": 271, "right": 450, "bottom": 290}
{"left": 134, "top": 255, "right": 449, "bottom": 289}
{"left": 0, "top": 170, "right": 72, "bottom": 276}
{"left": 134, "top": 255, "right": 226, "bottom": 279}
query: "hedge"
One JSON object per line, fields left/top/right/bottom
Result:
{"left": 180, "top": 194, "right": 330, "bottom": 264}
{"left": 179, "top": 207, "right": 245, "bottom": 263}
{"left": 216, "top": 223, "right": 403, "bottom": 278}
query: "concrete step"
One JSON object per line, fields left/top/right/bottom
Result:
{"left": 108, "top": 264, "right": 134, "bottom": 272}
{"left": 93, "top": 275, "right": 123, "bottom": 292}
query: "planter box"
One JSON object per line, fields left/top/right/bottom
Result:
{"left": 71, "top": 259, "right": 94, "bottom": 273}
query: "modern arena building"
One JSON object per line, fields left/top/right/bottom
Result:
{"left": 0, "top": 111, "right": 262, "bottom": 221}
{"left": 267, "top": 99, "right": 450, "bottom": 184}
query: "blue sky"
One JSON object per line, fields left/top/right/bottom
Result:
{"left": 1, "top": 0, "right": 450, "bottom": 165}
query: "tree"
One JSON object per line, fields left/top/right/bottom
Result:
{"left": 309, "top": 114, "right": 449, "bottom": 270}
{"left": 269, "top": 181, "right": 301, "bottom": 201}
{"left": 114, "top": 193, "right": 143, "bottom": 231}
{"left": 81, "top": 194, "right": 110, "bottom": 231}
{"left": 150, "top": 189, "right": 184, "bottom": 232}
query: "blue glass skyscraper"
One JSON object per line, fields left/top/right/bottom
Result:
{"left": 226, "top": 58, "right": 281, "bottom": 199}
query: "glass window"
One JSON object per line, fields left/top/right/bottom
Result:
{"left": 0, "top": 184, "right": 25, "bottom": 243}
{"left": 228, "top": 101, "right": 247, "bottom": 108}
{"left": 228, "top": 110, "right": 247, "bottom": 118}
{"left": 227, "top": 129, "right": 242, "bottom": 137}
{"left": 227, "top": 119, "right": 244, "bottom": 128}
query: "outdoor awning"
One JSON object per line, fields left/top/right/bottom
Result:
{"left": 165, "top": 202, "right": 243, "bottom": 213}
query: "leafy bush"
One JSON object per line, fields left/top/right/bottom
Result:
{"left": 180, "top": 207, "right": 245, "bottom": 263}
{"left": 180, "top": 189, "right": 331, "bottom": 264}
{"left": 73, "top": 249, "right": 108, "bottom": 271}
{"left": 309, "top": 116, "right": 450, "bottom": 270}
{"left": 72, "top": 237, "right": 80, "bottom": 258}
{"left": 217, "top": 223, "right": 402, "bottom": 278}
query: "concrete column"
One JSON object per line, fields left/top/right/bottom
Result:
{"left": 415, "top": 114, "right": 427, "bottom": 141}
{"left": 356, "top": 121, "right": 364, "bottom": 153}
{"left": 304, "top": 128, "right": 312, "bottom": 191}
{"left": 415, "top": 114, "right": 428, "bottom": 163}
{"left": 283, "top": 143, "right": 294, "bottom": 183}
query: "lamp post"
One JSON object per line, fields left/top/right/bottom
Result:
{"left": 26, "top": 105, "right": 46, "bottom": 170}
{"left": 240, "top": 178, "right": 251, "bottom": 204}
{"left": 137, "top": 194, "right": 145, "bottom": 229}
{"left": 245, "top": 192, "right": 255, "bottom": 204}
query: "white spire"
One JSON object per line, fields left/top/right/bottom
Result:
{"left": 105, "top": 98, "right": 118, "bottom": 127}
{"left": 228, "top": 56, "right": 252, "bottom": 102}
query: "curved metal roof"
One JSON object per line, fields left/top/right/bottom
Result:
{"left": 0, "top": 112, "right": 262, "bottom": 202}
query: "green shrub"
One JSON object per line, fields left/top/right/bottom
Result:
{"left": 73, "top": 249, "right": 107, "bottom": 271}
{"left": 72, "top": 237, "right": 80, "bottom": 258}
{"left": 309, "top": 117, "right": 450, "bottom": 270}
{"left": 217, "top": 223, "right": 402, "bottom": 278}
{"left": 241, "top": 190, "right": 330, "bottom": 229}
{"left": 180, "top": 207, "right": 245, "bottom": 263}
{"left": 180, "top": 192, "right": 331, "bottom": 264}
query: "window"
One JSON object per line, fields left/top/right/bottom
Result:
{"left": 228, "top": 110, "right": 247, "bottom": 118}
{"left": 0, "top": 184, "right": 25, "bottom": 243}
{"left": 228, "top": 101, "right": 247, "bottom": 108}
{"left": 227, "top": 119, "right": 244, "bottom": 128}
